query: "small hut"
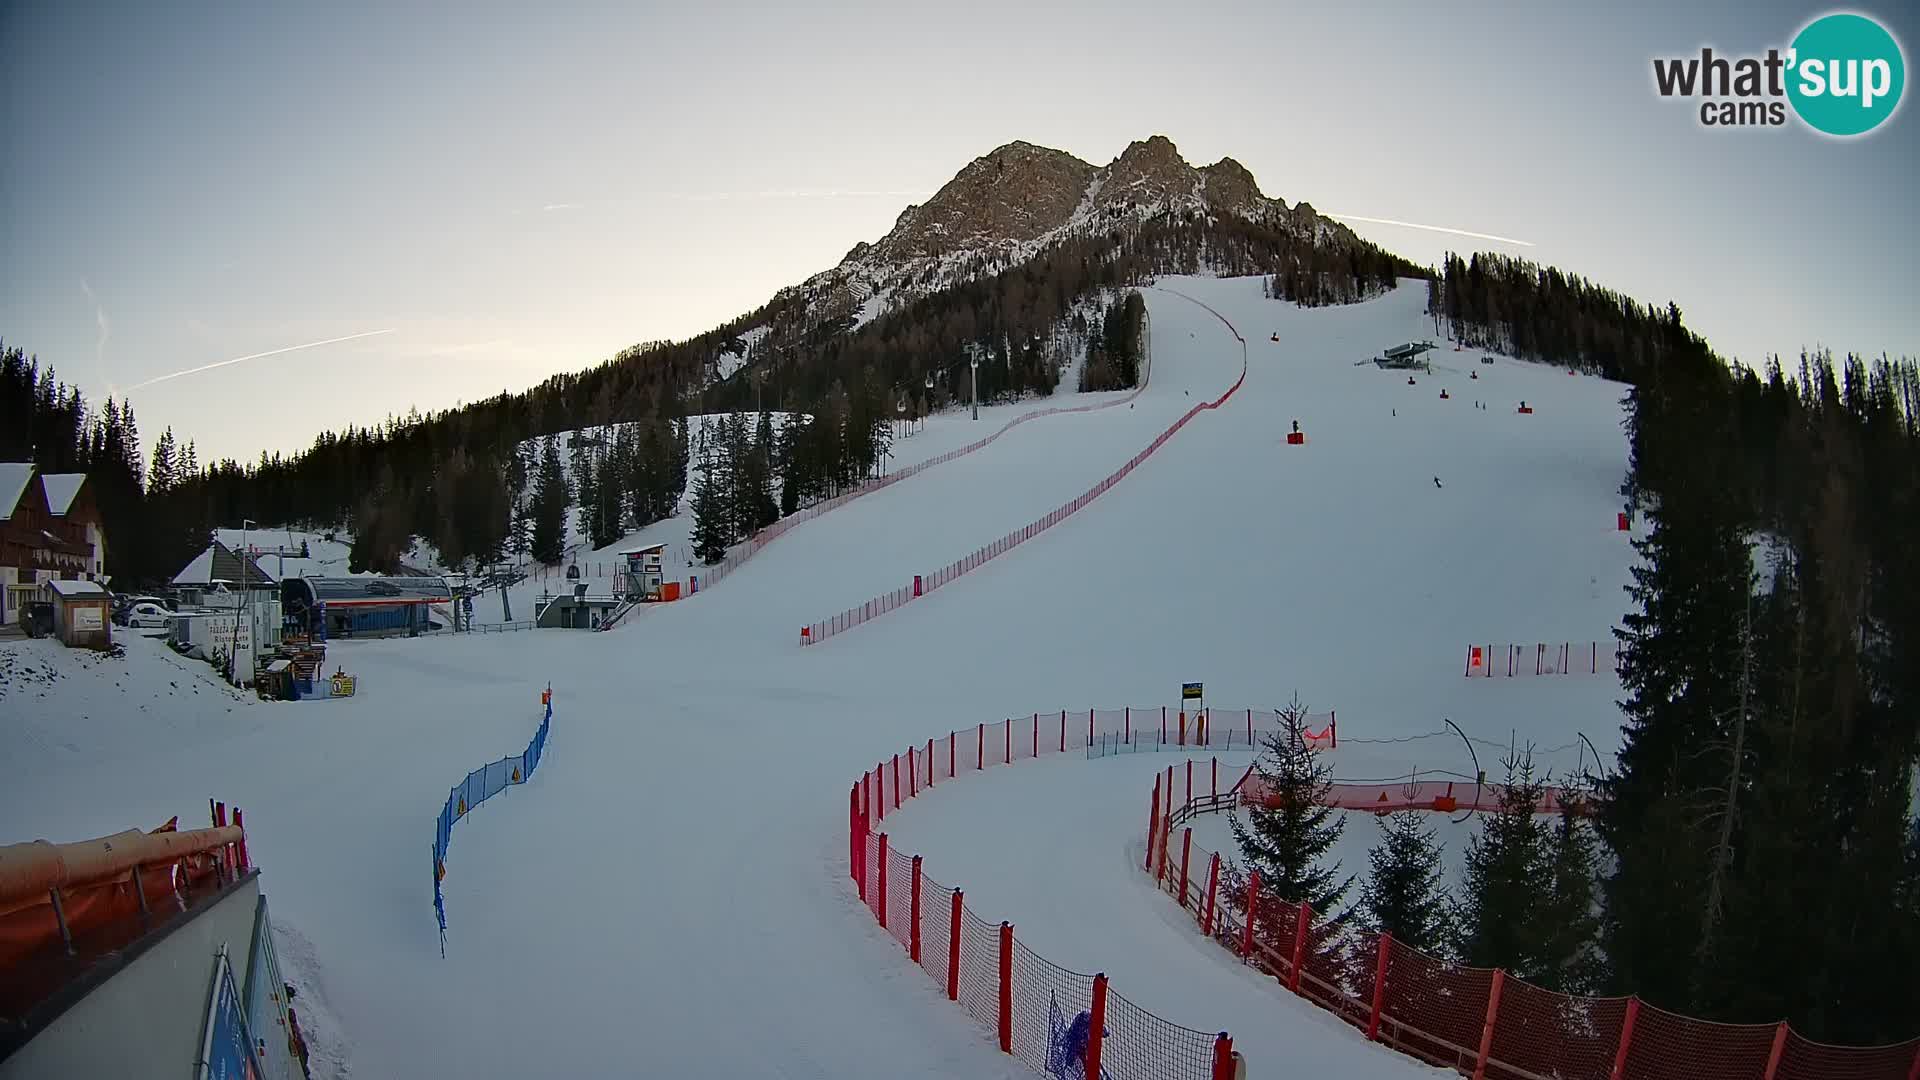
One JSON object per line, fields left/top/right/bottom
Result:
{"left": 47, "top": 578, "right": 112, "bottom": 650}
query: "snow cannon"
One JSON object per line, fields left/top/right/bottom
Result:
{"left": 1517, "top": 400, "right": 1534, "bottom": 415}
{"left": 1286, "top": 420, "right": 1305, "bottom": 446}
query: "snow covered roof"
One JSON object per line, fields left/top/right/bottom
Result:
{"left": 47, "top": 578, "right": 108, "bottom": 598}
{"left": 172, "top": 545, "right": 217, "bottom": 586}
{"left": 40, "top": 473, "right": 86, "bottom": 515}
{"left": 0, "top": 462, "right": 33, "bottom": 520}
{"left": 172, "top": 541, "right": 275, "bottom": 586}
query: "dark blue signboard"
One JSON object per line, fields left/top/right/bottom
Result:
{"left": 200, "top": 950, "right": 264, "bottom": 1080}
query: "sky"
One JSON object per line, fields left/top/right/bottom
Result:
{"left": 3, "top": 0, "right": 1915, "bottom": 463}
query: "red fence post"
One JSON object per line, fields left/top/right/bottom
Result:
{"left": 1608, "top": 997, "right": 1640, "bottom": 1080}
{"left": 871, "top": 767, "right": 881, "bottom": 822}
{"left": 927, "top": 739, "right": 934, "bottom": 787}
{"left": 977, "top": 723, "right": 984, "bottom": 770}
{"left": 1472, "top": 969, "right": 1506, "bottom": 1080}
{"left": 1331, "top": 710, "right": 1338, "bottom": 749}
{"left": 849, "top": 784, "right": 860, "bottom": 886}
{"left": 908, "top": 746, "right": 917, "bottom": 798}
{"left": 949, "top": 731, "right": 956, "bottom": 778}
{"left": 1203, "top": 853, "right": 1221, "bottom": 935}
{"left": 877, "top": 833, "right": 890, "bottom": 928}
{"left": 1907, "top": 1042, "right": 1920, "bottom": 1080}
{"left": 1186, "top": 759, "right": 1193, "bottom": 806}
{"left": 1211, "top": 1034, "right": 1235, "bottom": 1080}
{"left": 1145, "top": 777, "right": 1161, "bottom": 872}
{"left": 1179, "top": 828, "right": 1193, "bottom": 908}
{"left": 1059, "top": 710, "right": 1065, "bottom": 753}
{"left": 1005, "top": 720, "right": 1011, "bottom": 765}
{"left": 998, "top": 922, "right": 1014, "bottom": 1055}
{"left": 232, "top": 808, "right": 248, "bottom": 871}
{"left": 1161, "top": 706, "right": 1167, "bottom": 744}
{"left": 1289, "top": 903, "right": 1312, "bottom": 993}
{"left": 1124, "top": 707, "right": 1131, "bottom": 744}
{"left": 1032, "top": 713, "right": 1039, "bottom": 759}
{"left": 1761, "top": 1022, "right": 1789, "bottom": 1080}
{"left": 910, "top": 855, "right": 923, "bottom": 964}
{"left": 1240, "top": 872, "right": 1260, "bottom": 958}
{"left": 892, "top": 754, "right": 901, "bottom": 809}
{"left": 1158, "top": 805, "right": 1172, "bottom": 883}
{"left": 1086, "top": 973, "right": 1108, "bottom": 1080}
{"left": 1087, "top": 708, "right": 1094, "bottom": 747}
{"left": 1367, "top": 932, "right": 1391, "bottom": 1041}
{"left": 1179, "top": 710, "right": 1187, "bottom": 746}
{"left": 1212, "top": 757, "right": 1218, "bottom": 798}
{"left": 947, "top": 889, "right": 963, "bottom": 1001}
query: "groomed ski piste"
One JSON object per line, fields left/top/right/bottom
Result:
{"left": 0, "top": 274, "right": 1641, "bottom": 1078}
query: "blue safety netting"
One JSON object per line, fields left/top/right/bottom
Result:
{"left": 432, "top": 691, "right": 552, "bottom": 954}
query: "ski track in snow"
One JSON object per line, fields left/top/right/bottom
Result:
{"left": 1, "top": 276, "right": 1637, "bottom": 1078}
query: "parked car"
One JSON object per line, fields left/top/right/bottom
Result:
{"left": 113, "top": 594, "right": 171, "bottom": 625}
{"left": 124, "top": 600, "right": 176, "bottom": 629}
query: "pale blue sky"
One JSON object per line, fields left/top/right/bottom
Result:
{"left": 3, "top": 1, "right": 1914, "bottom": 461}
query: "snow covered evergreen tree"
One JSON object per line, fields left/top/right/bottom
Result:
{"left": 1229, "top": 694, "right": 1351, "bottom": 914}
{"left": 1455, "top": 751, "right": 1552, "bottom": 975}
{"left": 1359, "top": 810, "right": 1451, "bottom": 952}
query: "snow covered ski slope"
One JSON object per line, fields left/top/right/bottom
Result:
{"left": 0, "top": 275, "right": 1641, "bottom": 1078}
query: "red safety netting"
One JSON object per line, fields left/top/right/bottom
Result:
{"left": 1775, "top": 1031, "right": 1920, "bottom": 1080}
{"left": 885, "top": 854, "right": 913, "bottom": 951}
{"left": 1150, "top": 776, "right": 1920, "bottom": 1080}
{"left": 1621, "top": 1002, "right": 1777, "bottom": 1080}
{"left": 1009, "top": 939, "right": 1096, "bottom": 1075}
{"left": 918, "top": 872, "right": 954, "bottom": 987}
{"left": 1101, "top": 982, "right": 1223, "bottom": 1080}
{"left": 956, "top": 909, "right": 1001, "bottom": 1033}
{"left": 804, "top": 321, "right": 1247, "bottom": 648}
{"left": 851, "top": 720, "right": 1241, "bottom": 1080}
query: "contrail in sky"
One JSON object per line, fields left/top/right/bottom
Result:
{"left": 1321, "top": 214, "right": 1535, "bottom": 248}
{"left": 125, "top": 328, "right": 396, "bottom": 391}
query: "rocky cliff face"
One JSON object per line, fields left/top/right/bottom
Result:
{"left": 778, "top": 135, "right": 1351, "bottom": 329}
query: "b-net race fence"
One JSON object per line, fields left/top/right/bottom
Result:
{"left": 1144, "top": 768, "right": 1920, "bottom": 1080}
{"left": 803, "top": 289, "right": 1247, "bottom": 647}
{"left": 850, "top": 709, "right": 1241, "bottom": 1080}
{"left": 603, "top": 309, "right": 1157, "bottom": 631}
{"left": 432, "top": 689, "right": 552, "bottom": 955}
{"left": 1466, "top": 641, "right": 1621, "bottom": 678}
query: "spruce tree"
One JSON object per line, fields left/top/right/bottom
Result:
{"left": 1229, "top": 694, "right": 1352, "bottom": 914}
{"left": 1538, "top": 788, "right": 1603, "bottom": 994}
{"left": 1359, "top": 810, "right": 1451, "bottom": 953}
{"left": 529, "top": 435, "right": 569, "bottom": 564}
{"left": 1455, "top": 751, "right": 1552, "bottom": 977}
{"left": 572, "top": 437, "right": 599, "bottom": 548}
{"left": 688, "top": 448, "right": 729, "bottom": 565}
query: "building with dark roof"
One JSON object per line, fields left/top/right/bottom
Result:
{"left": 281, "top": 575, "right": 452, "bottom": 639}
{"left": 1, "top": 464, "right": 105, "bottom": 628}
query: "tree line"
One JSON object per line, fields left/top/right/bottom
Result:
{"left": 1229, "top": 268, "right": 1919, "bottom": 1043}
{"left": 1426, "top": 251, "right": 1714, "bottom": 384}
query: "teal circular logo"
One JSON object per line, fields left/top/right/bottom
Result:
{"left": 1787, "top": 13, "right": 1906, "bottom": 136}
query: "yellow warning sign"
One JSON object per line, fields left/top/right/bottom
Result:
{"left": 436, "top": 861, "right": 446, "bottom": 881}
{"left": 511, "top": 768, "right": 521, "bottom": 783}
{"left": 457, "top": 798, "right": 467, "bottom": 816}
